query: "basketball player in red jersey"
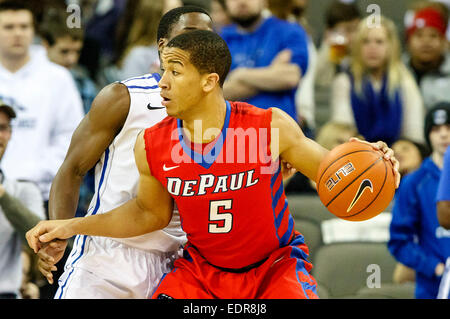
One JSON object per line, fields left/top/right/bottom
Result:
{"left": 26, "top": 30, "right": 400, "bottom": 298}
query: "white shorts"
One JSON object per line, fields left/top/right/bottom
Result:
{"left": 55, "top": 235, "right": 180, "bottom": 299}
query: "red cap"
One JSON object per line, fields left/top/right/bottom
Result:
{"left": 406, "top": 7, "right": 447, "bottom": 38}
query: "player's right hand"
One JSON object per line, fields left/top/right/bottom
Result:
{"left": 26, "top": 219, "right": 75, "bottom": 254}
{"left": 37, "top": 239, "right": 68, "bottom": 284}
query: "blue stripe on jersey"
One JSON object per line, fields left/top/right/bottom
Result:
{"left": 121, "top": 74, "right": 155, "bottom": 83}
{"left": 289, "top": 234, "right": 316, "bottom": 298}
{"left": 126, "top": 84, "right": 159, "bottom": 90}
{"left": 270, "top": 166, "right": 283, "bottom": 246}
{"left": 177, "top": 101, "right": 231, "bottom": 169}
{"left": 56, "top": 148, "right": 111, "bottom": 298}
{"left": 279, "top": 215, "right": 294, "bottom": 246}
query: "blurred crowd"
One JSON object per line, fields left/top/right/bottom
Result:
{"left": 0, "top": 0, "right": 449, "bottom": 299}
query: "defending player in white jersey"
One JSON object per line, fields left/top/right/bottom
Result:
{"left": 36, "top": 6, "right": 213, "bottom": 299}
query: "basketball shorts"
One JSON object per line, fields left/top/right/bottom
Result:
{"left": 55, "top": 235, "right": 180, "bottom": 299}
{"left": 152, "top": 231, "right": 318, "bottom": 299}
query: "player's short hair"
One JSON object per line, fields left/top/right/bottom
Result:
{"left": 166, "top": 30, "right": 231, "bottom": 87}
{"left": 157, "top": 5, "right": 211, "bottom": 42}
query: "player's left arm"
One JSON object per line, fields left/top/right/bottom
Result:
{"left": 26, "top": 131, "right": 174, "bottom": 253}
{"left": 271, "top": 108, "right": 400, "bottom": 186}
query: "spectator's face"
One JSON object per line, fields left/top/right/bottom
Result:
{"left": 45, "top": 36, "right": 83, "bottom": 69}
{"left": 361, "top": 26, "right": 389, "bottom": 70}
{"left": 0, "top": 112, "right": 12, "bottom": 160}
{"left": 429, "top": 124, "right": 450, "bottom": 157}
{"left": 408, "top": 27, "right": 446, "bottom": 64}
{"left": 0, "top": 10, "right": 34, "bottom": 59}
{"left": 225, "top": 0, "right": 264, "bottom": 27}
{"left": 392, "top": 140, "right": 423, "bottom": 175}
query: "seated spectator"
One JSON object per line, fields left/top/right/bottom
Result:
{"left": 104, "top": 0, "right": 182, "bottom": 84}
{"left": 220, "top": 0, "right": 309, "bottom": 123}
{"left": 388, "top": 103, "right": 450, "bottom": 299}
{"left": 315, "top": 0, "right": 361, "bottom": 89}
{"left": 404, "top": 2, "right": 450, "bottom": 109}
{"left": 267, "top": 0, "right": 317, "bottom": 136}
{"left": 0, "top": 101, "right": 45, "bottom": 299}
{"left": 330, "top": 15, "right": 425, "bottom": 145}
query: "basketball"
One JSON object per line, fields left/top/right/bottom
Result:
{"left": 316, "top": 141, "right": 396, "bottom": 221}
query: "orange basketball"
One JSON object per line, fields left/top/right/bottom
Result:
{"left": 316, "top": 141, "right": 396, "bottom": 221}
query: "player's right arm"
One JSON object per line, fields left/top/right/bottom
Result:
{"left": 26, "top": 131, "right": 174, "bottom": 253}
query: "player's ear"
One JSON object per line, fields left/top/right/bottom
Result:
{"left": 202, "top": 73, "right": 220, "bottom": 93}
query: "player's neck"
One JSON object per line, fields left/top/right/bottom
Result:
{"left": 0, "top": 52, "right": 30, "bottom": 73}
{"left": 181, "top": 97, "right": 227, "bottom": 144}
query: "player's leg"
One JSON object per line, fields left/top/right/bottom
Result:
{"left": 257, "top": 232, "right": 319, "bottom": 299}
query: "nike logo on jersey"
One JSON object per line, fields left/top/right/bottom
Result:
{"left": 147, "top": 102, "right": 165, "bottom": 110}
{"left": 347, "top": 179, "right": 373, "bottom": 212}
{"left": 163, "top": 164, "right": 180, "bottom": 171}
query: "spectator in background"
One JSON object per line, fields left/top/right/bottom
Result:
{"left": 220, "top": 0, "right": 309, "bottom": 123}
{"left": 330, "top": 15, "right": 425, "bottom": 146}
{"left": 390, "top": 137, "right": 429, "bottom": 285}
{"left": 388, "top": 103, "right": 450, "bottom": 299}
{"left": 267, "top": 0, "right": 317, "bottom": 136}
{"left": 0, "top": 101, "right": 45, "bottom": 299}
{"left": 0, "top": 1, "right": 84, "bottom": 207}
{"left": 105, "top": 0, "right": 182, "bottom": 83}
{"left": 404, "top": 2, "right": 450, "bottom": 109}
{"left": 315, "top": 0, "right": 361, "bottom": 89}
{"left": 40, "top": 11, "right": 99, "bottom": 217}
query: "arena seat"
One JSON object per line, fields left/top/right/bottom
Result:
{"left": 287, "top": 194, "right": 333, "bottom": 223}
{"left": 294, "top": 217, "right": 323, "bottom": 263}
{"left": 311, "top": 242, "right": 400, "bottom": 298}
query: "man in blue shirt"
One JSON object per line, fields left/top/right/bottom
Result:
{"left": 220, "top": 0, "right": 308, "bottom": 122}
{"left": 388, "top": 103, "right": 450, "bottom": 298}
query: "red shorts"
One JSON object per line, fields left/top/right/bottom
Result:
{"left": 151, "top": 231, "right": 318, "bottom": 299}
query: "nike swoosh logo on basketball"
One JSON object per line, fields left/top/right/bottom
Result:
{"left": 147, "top": 102, "right": 165, "bottom": 110}
{"left": 163, "top": 164, "right": 179, "bottom": 171}
{"left": 347, "top": 179, "right": 373, "bottom": 212}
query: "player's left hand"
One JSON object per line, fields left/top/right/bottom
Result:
{"left": 26, "top": 219, "right": 76, "bottom": 254}
{"left": 349, "top": 137, "right": 401, "bottom": 188}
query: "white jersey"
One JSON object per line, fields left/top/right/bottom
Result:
{"left": 85, "top": 73, "right": 186, "bottom": 252}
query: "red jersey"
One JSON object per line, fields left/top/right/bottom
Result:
{"left": 144, "top": 101, "right": 297, "bottom": 269}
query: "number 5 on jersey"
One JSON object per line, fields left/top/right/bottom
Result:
{"left": 209, "top": 200, "right": 233, "bottom": 234}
